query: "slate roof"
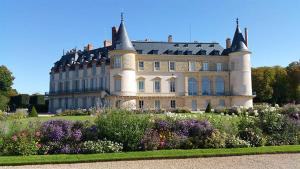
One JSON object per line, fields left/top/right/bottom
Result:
{"left": 114, "top": 17, "right": 135, "bottom": 51}
{"left": 230, "top": 19, "right": 249, "bottom": 52}
{"left": 132, "top": 41, "right": 225, "bottom": 56}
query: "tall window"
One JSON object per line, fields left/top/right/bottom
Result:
{"left": 90, "top": 79, "right": 94, "bottom": 90}
{"left": 219, "top": 99, "right": 225, "bottom": 107}
{"left": 138, "top": 80, "right": 145, "bottom": 92}
{"left": 66, "top": 70, "right": 69, "bottom": 79}
{"left": 65, "top": 98, "right": 69, "bottom": 109}
{"left": 170, "top": 100, "right": 176, "bottom": 109}
{"left": 82, "top": 97, "right": 87, "bottom": 109}
{"left": 188, "top": 77, "right": 198, "bottom": 96}
{"left": 155, "top": 100, "right": 160, "bottom": 110}
{"left": 115, "top": 79, "right": 121, "bottom": 92}
{"left": 64, "top": 81, "right": 69, "bottom": 92}
{"left": 101, "top": 64, "right": 105, "bottom": 73}
{"left": 139, "top": 61, "right": 144, "bottom": 70}
{"left": 192, "top": 100, "right": 197, "bottom": 111}
{"left": 189, "top": 61, "right": 196, "bottom": 71}
{"left": 217, "top": 63, "right": 222, "bottom": 71}
{"left": 169, "top": 61, "right": 175, "bottom": 71}
{"left": 203, "top": 62, "right": 209, "bottom": 71}
{"left": 216, "top": 77, "right": 225, "bottom": 95}
{"left": 92, "top": 64, "right": 96, "bottom": 75}
{"left": 170, "top": 79, "right": 176, "bottom": 92}
{"left": 83, "top": 65, "right": 87, "bottom": 76}
{"left": 114, "top": 56, "right": 121, "bottom": 68}
{"left": 59, "top": 82, "right": 63, "bottom": 92}
{"left": 138, "top": 100, "right": 144, "bottom": 109}
{"left": 75, "top": 67, "right": 79, "bottom": 78}
{"left": 99, "top": 77, "right": 103, "bottom": 89}
{"left": 154, "top": 61, "right": 160, "bottom": 71}
{"left": 202, "top": 77, "right": 211, "bottom": 95}
{"left": 154, "top": 80, "right": 161, "bottom": 92}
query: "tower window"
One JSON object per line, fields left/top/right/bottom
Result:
{"left": 203, "top": 62, "right": 209, "bottom": 71}
{"left": 138, "top": 80, "right": 145, "bottom": 92}
{"left": 114, "top": 56, "right": 121, "bottom": 68}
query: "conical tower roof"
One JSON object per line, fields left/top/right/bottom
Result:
{"left": 115, "top": 13, "right": 135, "bottom": 51}
{"left": 231, "top": 18, "right": 249, "bottom": 52}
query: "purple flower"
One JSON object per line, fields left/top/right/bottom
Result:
{"left": 72, "top": 129, "right": 82, "bottom": 141}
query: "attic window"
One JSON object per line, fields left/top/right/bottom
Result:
{"left": 196, "top": 44, "right": 202, "bottom": 47}
{"left": 210, "top": 50, "right": 220, "bottom": 55}
{"left": 185, "top": 50, "right": 193, "bottom": 55}
{"left": 176, "top": 50, "right": 183, "bottom": 55}
{"left": 174, "top": 44, "right": 179, "bottom": 47}
{"left": 183, "top": 44, "right": 188, "bottom": 47}
{"left": 197, "top": 50, "right": 206, "bottom": 55}
{"left": 164, "top": 50, "right": 173, "bottom": 54}
{"left": 209, "top": 44, "right": 214, "bottom": 47}
{"left": 137, "top": 50, "right": 143, "bottom": 54}
{"left": 151, "top": 50, "right": 159, "bottom": 54}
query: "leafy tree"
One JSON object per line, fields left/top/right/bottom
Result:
{"left": 286, "top": 61, "right": 300, "bottom": 103}
{"left": 29, "top": 106, "right": 38, "bottom": 117}
{"left": 0, "top": 94, "right": 9, "bottom": 111}
{"left": 271, "top": 66, "right": 289, "bottom": 104}
{"left": 252, "top": 67, "right": 274, "bottom": 102}
{"left": 0, "top": 65, "right": 15, "bottom": 96}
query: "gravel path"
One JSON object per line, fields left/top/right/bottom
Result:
{"left": 1, "top": 153, "right": 300, "bottom": 169}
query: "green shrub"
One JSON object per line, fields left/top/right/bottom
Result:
{"left": 95, "top": 110, "right": 151, "bottom": 151}
{"left": 2, "top": 130, "right": 39, "bottom": 155}
{"left": 203, "top": 130, "right": 226, "bottom": 148}
{"left": 173, "top": 108, "right": 191, "bottom": 114}
{"left": 57, "top": 109, "right": 92, "bottom": 116}
{"left": 28, "top": 106, "right": 38, "bottom": 117}
{"left": 81, "top": 140, "right": 123, "bottom": 153}
{"left": 205, "top": 103, "right": 212, "bottom": 113}
{"left": 0, "top": 110, "right": 6, "bottom": 121}
{"left": 225, "top": 135, "right": 250, "bottom": 148}
{"left": 8, "top": 111, "right": 27, "bottom": 120}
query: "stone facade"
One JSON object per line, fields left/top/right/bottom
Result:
{"left": 48, "top": 17, "right": 254, "bottom": 113}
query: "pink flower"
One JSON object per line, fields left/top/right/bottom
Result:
{"left": 36, "top": 143, "right": 42, "bottom": 148}
{"left": 11, "top": 135, "right": 18, "bottom": 141}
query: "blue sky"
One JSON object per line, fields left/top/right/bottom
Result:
{"left": 0, "top": 0, "right": 299, "bottom": 94}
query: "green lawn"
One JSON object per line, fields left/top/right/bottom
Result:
{"left": 0, "top": 145, "right": 299, "bottom": 166}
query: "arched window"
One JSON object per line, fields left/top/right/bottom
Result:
{"left": 202, "top": 77, "right": 211, "bottom": 95}
{"left": 216, "top": 77, "right": 225, "bottom": 95}
{"left": 188, "top": 77, "right": 198, "bottom": 96}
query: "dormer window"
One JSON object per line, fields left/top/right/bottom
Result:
{"left": 185, "top": 50, "right": 192, "bottom": 55}
{"left": 197, "top": 50, "right": 206, "bottom": 55}
{"left": 196, "top": 44, "right": 202, "bottom": 47}
{"left": 209, "top": 44, "right": 214, "bottom": 47}
{"left": 176, "top": 50, "right": 183, "bottom": 55}
{"left": 150, "top": 50, "right": 159, "bottom": 54}
{"left": 174, "top": 44, "right": 179, "bottom": 47}
{"left": 183, "top": 44, "right": 188, "bottom": 47}
{"left": 137, "top": 50, "right": 143, "bottom": 54}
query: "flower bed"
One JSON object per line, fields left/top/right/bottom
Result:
{"left": 0, "top": 104, "right": 300, "bottom": 156}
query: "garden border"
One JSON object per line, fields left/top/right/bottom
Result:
{"left": 0, "top": 145, "right": 300, "bottom": 166}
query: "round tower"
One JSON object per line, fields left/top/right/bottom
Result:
{"left": 229, "top": 19, "right": 253, "bottom": 108}
{"left": 109, "top": 13, "right": 137, "bottom": 109}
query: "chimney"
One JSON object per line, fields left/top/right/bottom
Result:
{"left": 168, "top": 35, "right": 173, "bottom": 42}
{"left": 244, "top": 28, "right": 248, "bottom": 47}
{"left": 226, "top": 38, "right": 231, "bottom": 49}
{"left": 104, "top": 40, "right": 112, "bottom": 47}
{"left": 112, "top": 26, "right": 118, "bottom": 48}
{"left": 87, "top": 43, "right": 93, "bottom": 51}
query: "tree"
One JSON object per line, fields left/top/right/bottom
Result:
{"left": 205, "top": 102, "right": 212, "bottom": 113}
{"left": 0, "top": 94, "right": 9, "bottom": 111}
{"left": 28, "top": 106, "right": 38, "bottom": 117}
{"left": 252, "top": 67, "right": 274, "bottom": 102}
{"left": 0, "top": 65, "right": 15, "bottom": 96}
{"left": 271, "top": 66, "right": 289, "bottom": 105}
{"left": 287, "top": 61, "right": 300, "bottom": 103}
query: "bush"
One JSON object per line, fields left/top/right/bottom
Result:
{"left": 225, "top": 135, "right": 250, "bottom": 148}
{"left": 0, "top": 110, "right": 6, "bottom": 121}
{"left": 140, "top": 129, "right": 160, "bottom": 150}
{"left": 8, "top": 111, "right": 27, "bottom": 120}
{"left": 95, "top": 110, "right": 151, "bottom": 151}
{"left": 2, "top": 130, "right": 39, "bottom": 155}
{"left": 205, "top": 103, "right": 212, "bottom": 113}
{"left": 57, "top": 109, "right": 92, "bottom": 116}
{"left": 203, "top": 130, "right": 226, "bottom": 148}
{"left": 81, "top": 140, "right": 123, "bottom": 154}
{"left": 173, "top": 109, "right": 191, "bottom": 114}
{"left": 29, "top": 106, "right": 38, "bottom": 117}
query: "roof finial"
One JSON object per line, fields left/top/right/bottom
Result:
{"left": 121, "top": 12, "right": 124, "bottom": 22}
{"left": 236, "top": 18, "right": 239, "bottom": 26}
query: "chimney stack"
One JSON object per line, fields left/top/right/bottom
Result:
{"left": 168, "top": 35, "right": 173, "bottom": 42}
{"left": 244, "top": 28, "right": 248, "bottom": 47}
{"left": 104, "top": 40, "right": 112, "bottom": 47}
{"left": 226, "top": 38, "right": 231, "bottom": 49}
{"left": 86, "top": 43, "right": 93, "bottom": 51}
{"left": 112, "top": 26, "right": 118, "bottom": 48}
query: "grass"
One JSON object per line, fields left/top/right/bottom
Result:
{"left": 0, "top": 145, "right": 299, "bottom": 166}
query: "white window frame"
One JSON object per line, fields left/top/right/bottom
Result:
{"left": 154, "top": 61, "right": 160, "bottom": 71}
{"left": 154, "top": 80, "right": 161, "bottom": 93}
{"left": 138, "top": 80, "right": 145, "bottom": 92}
{"left": 217, "top": 63, "right": 222, "bottom": 71}
{"left": 114, "top": 56, "right": 121, "bottom": 68}
{"left": 203, "top": 62, "right": 209, "bottom": 71}
{"left": 138, "top": 61, "right": 144, "bottom": 70}
{"left": 189, "top": 61, "right": 196, "bottom": 71}
{"left": 169, "top": 61, "right": 175, "bottom": 71}
{"left": 169, "top": 79, "right": 176, "bottom": 93}
{"left": 154, "top": 100, "right": 160, "bottom": 110}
